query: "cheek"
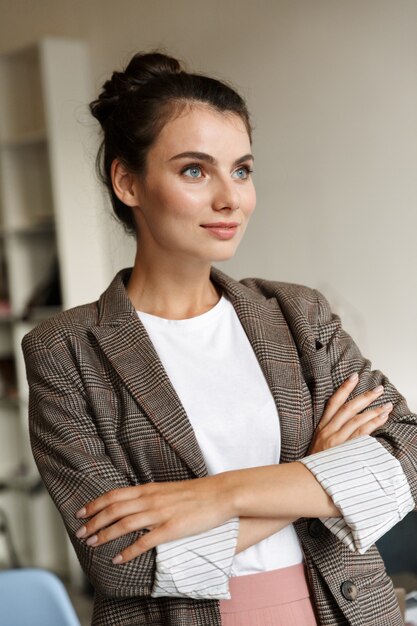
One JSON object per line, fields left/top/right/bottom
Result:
{"left": 153, "top": 183, "right": 205, "bottom": 219}
{"left": 243, "top": 186, "right": 257, "bottom": 217}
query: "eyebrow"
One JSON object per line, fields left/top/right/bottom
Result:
{"left": 167, "top": 151, "right": 254, "bottom": 167}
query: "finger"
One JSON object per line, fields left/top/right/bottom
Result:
{"left": 112, "top": 526, "right": 173, "bottom": 564}
{"left": 349, "top": 408, "right": 391, "bottom": 438}
{"left": 312, "top": 401, "right": 391, "bottom": 452}
{"left": 86, "top": 511, "right": 161, "bottom": 548}
{"left": 344, "top": 385, "right": 386, "bottom": 413}
{"left": 76, "top": 485, "right": 143, "bottom": 519}
{"left": 323, "top": 385, "right": 385, "bottom": 433}
{"left": 76, "top": 497, "right": 148, "bottom": 540}
{"left": 319, "top": 373, "right": 359, "bottom": 427}
{"left": 336, "top": 402, "right": 393, "bottom": 441}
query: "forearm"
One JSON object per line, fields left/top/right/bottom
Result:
{"left": 224, "top": 461, "right": 341, "bottom": 519}
{"left": 236, "top": 516, "right": 296, "bottom": 554}
{"left": 76, "top": 459, "right": 340, "bottom": 571}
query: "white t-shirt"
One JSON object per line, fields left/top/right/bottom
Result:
{"left": 138, "top": 294, "right": 303, "bottom": 575}
{"left": 138, "top": 293, "right": 413, "bottom": 601}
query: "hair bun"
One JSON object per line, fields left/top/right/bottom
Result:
{"left": 125, "top": 51, "right": 183, "bottom": 84}
{"left": 90, "top": 52, "right": 184, "bottom": 126}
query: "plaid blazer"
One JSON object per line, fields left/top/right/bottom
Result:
{"left": 22, "top": 267, "right": 416, "bottom": 626}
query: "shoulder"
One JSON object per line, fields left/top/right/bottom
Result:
{"left": 22, "top": 268, "right": 134, "bottom": 356}
{"left": 213, "top": 267, "right": 319, "bottom": 304}
{"left": 236, "top": 276, "right": 344, "bottom": 357}
{"left": 240, "top": 276, "right": 331, "bottom": 318}
{"left": 212, "top": 267, "right": 334, "bottom": 329}
{"left": 239, "top": 276, "right": 319, "bottom": 303}
{"left": 21, "top": 300, "right": 100, "bottom": 356}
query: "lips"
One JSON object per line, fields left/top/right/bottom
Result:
{"left": 201, "top": 222, "right": 240, "bottom": 229}
{"left": 201, "top": 222, "right": 240, "bottom": 240}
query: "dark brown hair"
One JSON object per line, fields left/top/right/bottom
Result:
{"left": 89, "top": 51, "right": 253, "bottom": 235}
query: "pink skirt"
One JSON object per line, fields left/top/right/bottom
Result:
{"left": 219, "top": 563, "right": 318, "bottom": 626}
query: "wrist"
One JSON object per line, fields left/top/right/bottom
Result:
{"left": 215, "top": 470, "right": 241, "bottom": 518}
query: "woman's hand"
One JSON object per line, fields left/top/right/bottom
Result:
{"left": 308, "top": 372, "right": 392, "bottom": 454}
{"left": 236, "top": 374, "right": 393, "bottom": 551}
{"left": 75, "top": 372, "right": 393, "bottom": 563}
{"left": 75, "top": 473, "right": 235, "bottom": 564}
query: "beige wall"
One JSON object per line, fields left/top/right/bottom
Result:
{"left": 1, "top": 0, "right": 416, "bottom": 408}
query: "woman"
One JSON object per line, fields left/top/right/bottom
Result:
{"left": 22, "top": 52, "right": 416, "bottom": 626}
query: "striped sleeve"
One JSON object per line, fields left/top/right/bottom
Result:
{"left": 150, "top": 517, "right": 239, "bottom": 599}
{"left": 300, "top": 435, "right": 414, "bottom": 554}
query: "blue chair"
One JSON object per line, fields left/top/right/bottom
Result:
{"left": 0, "top": 568, "right": 81, "bottom": 626}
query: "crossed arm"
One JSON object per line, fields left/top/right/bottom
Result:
{"left": 75, "top": 374, "right": 391, "bottom": 564}
{"left": 23, "top": 287, "right": 416, "bottom": 599}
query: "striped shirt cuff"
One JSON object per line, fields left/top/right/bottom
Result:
{"left": 151, "top": 517, "right": 240, "bottom": 599}
{"left": 300, "top": 435, "right": 414, "bottom": 554}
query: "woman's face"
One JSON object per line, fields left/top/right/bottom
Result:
{"left": 128, "top": 104, "right": 256, "bottom": 267}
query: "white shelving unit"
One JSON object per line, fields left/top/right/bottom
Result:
{"left": 0, "top": 37, "right": 107, "bottom": 586}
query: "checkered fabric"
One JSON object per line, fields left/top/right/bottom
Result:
{"left": 22, "top": 267, "right": 415, "bottom": 625}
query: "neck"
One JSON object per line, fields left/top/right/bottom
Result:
{"left": 126, "top": 250, "right": 221, "bottom": 320}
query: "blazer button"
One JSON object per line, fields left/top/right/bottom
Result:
{"left": 341, "top": 580, "right": 358, "bottom": 601}
{"left": 308, "top": 519, "right": 323, "bottom": 538}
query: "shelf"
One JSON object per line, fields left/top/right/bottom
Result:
{"left": 0, "top": 404, "right": 21, "bottom": 474}
{"left": 0, "top": 321, "right": 13, "bottom": 358}
{"left": 0, "top": 396, "right": 20, "bottom": 409}
{"left": 0, "top": 307, "right": 62, "bottom": 325}
{"left": 6, "top": 230, "right": 59, "bottom": 314}
{"left": 0, "top": 473, "right": 44, "bottom": 495}
{"left": 0, "top": 141, "right": 54, "bottom": 231}
{"left": 0, "top": 302, "right": 12, "bottom": 320}
{"left": 0, "top": 219, "right": 55, "bottom": 238}
{"left": 21, "top": 306, "right": 62, "bottom": 324}
{"left": 0, "top": 45, "right": 45, "bottom": 142}
{"left": 0, "top": 128, "right": 47, "bottom": 149}
{"left": 0, "top": 37, "right": 105, "bottom": 586}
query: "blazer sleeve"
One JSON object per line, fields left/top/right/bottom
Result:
{"left": 299, "top": 288, "right": 416, "bottom": 551}
{"left": 22, "top": 331, "right": 156, "bottom": 599}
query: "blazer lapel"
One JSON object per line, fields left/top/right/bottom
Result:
{"left": 90, "top": 269, "right": 208, "bottom": 479}
{"left": 211, "top": 268, "right": 307, "bottom": 464}
{"left": 91, "top": 267, "right": 309, "bottom": 477}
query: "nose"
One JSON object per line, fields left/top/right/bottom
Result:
{"left": 212, "top": 177, "right": 240, "bottom": 212}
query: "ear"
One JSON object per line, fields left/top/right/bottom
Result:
{"left": 111, "top": 159, "right": 141, "bottom": 207}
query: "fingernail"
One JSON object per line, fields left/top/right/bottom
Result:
{"left": 76, "top": 508, "right": 87, "bottom": 519}
{"left": 112, "top": 554, "right": 123, "bottom": 565}
{"left": 86, "top": 535, "right": 98, "bottom": 546}
{"left": 374, "top": 385, "right": 384, "bottom": 394}
{"left": 76, "top": 526, "right": 86, "bottom": 539}
{"left": 381, "top": 402, "right": 393, "bottom": 410}
{"left": 348, "top": 372, "right": 359, "bottom": 382}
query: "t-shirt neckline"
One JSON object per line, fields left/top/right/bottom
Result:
{"left": 136, "top": 294, "right": 229, "bottom": 329}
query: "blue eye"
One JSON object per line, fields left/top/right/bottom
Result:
{"left": 182, "top": 165, "right": 202, "bottom": 178}
{"left": 233, "top": 166, "right": 253, "bottom": 180}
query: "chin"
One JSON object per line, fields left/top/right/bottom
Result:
{"left": 191, "top": 239, "right": 242, "bottom": 264}
{"left": 209, "top": 248, "right": 239, "bottom": 263}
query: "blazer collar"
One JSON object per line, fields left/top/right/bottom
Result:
{"left": 212, "top": 268, "right": 305, "bottom": 464}
{"left": 91, "top": 267, "right": 304, "bottom": 476}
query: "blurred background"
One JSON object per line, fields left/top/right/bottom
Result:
{"left": 0, "top": 1, "right": 416, "bottom": 624}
